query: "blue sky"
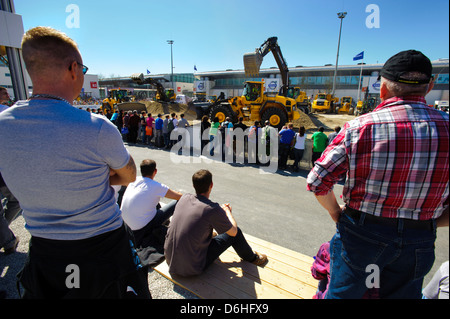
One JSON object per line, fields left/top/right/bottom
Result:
{"left": 14, "top": 0, "right": 449, "bottom": 77}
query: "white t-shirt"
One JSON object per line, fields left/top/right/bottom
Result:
{"left": 120, "top": 176, "right": 169, "bottom": 230}
{"left": 294, "top": 133, "right": 306, "bottom": 150}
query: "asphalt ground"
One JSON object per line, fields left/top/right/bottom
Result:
{"left": 1, "top": 141, "right": 448, "bottom": 299}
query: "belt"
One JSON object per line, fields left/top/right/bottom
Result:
{"left": 343, "top": 206, "right": 435, "bottom": 231}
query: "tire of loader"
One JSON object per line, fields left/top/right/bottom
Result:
{"left": 209, "top": 104, "right": 237, "bottom": 123}
{"left": 261, "top": 107, "right": 287, "bottom": 130}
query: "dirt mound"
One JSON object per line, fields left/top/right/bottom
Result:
{"left": 142, "top": 101, "right": 197, "bottom": 121}
{"left": 293, "top": 110, "right": 317, "bottom": 131}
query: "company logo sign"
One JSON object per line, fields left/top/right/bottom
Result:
{"left": 268, "top": 81, "right": 277, "bottom": 91}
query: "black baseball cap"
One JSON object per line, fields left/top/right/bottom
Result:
{"left": 379, "top": 50, "right": 433, "bottom": 84}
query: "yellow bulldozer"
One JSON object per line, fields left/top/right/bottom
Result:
{"left": 311, "top": 93, "right": 339, "bottom": 113}
{"left": 209, "top": 37, "right": 300, "bottom": 129}
{"left": 336, "top": 96, "right": 355, "bottom": 115}
{"left": 102, "top": 88, "right": 146, "bottom": 113}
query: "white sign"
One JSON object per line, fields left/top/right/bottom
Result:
{"left": 0, "top": 11, "right": 24, "bottom": 49}
{"left": 194, "top": 81, "right": 206, "bottom": 92}
{"left": 264, "top": 79, "right": 280, "bottom": 93}
{"left": 367, "top": 76, "right": 381, "bottom": 94}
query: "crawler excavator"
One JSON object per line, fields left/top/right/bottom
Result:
{"left": 130, "top": 73, "right": 176, "bottom": 104}
{"left": 208, "top": 37, "right": 300, "bottom": 130}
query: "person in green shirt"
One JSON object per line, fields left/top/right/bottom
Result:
{"left": 311, "top": 126, "right": 328, "bottom": 165}
{"left": 209, "top": 117, "right": 221, "bottom": 156}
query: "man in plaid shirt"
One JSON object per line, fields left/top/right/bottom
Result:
{"left": 307, "top": 50, "right": 449, "bottom": 299}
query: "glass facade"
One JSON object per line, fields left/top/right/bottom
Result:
{"left": 435, "top": 73, "right": 449, "bottom": 84}
{"left": 214, "top": 75, "right": 363, "bottom": 88}
{"left": 172, "top": 73, "right": 195, "bottom": 83}
{"left": 213, "top": 73, "right": 449, "bottom": 88}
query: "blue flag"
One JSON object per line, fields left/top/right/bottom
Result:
{"left": 353, "top": 51, "right": 364, "bottom": 61}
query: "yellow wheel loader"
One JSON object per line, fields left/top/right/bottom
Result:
{"left": 209, "top": 37, "right": 300, "bottom": 130}
{"left": 102, "top": 89, "right": 146, "bottom": 113}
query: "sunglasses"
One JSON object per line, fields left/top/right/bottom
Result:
{"left": 69, "top": 61, "right": 89, "bottom": 74}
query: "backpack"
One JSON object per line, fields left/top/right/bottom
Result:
{"left": 168, "top": 118, "right": 175, "bottom": 132}
{"left": 219, "top": 121, "right": 228, "bottom": 137}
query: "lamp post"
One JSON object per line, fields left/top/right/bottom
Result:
{"left": 167, "top": 40, "right": 174, "bottom": 90}
{"left": 331, "top": 12, "right": 347, "bottom": 97}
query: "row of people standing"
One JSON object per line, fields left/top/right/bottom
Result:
{"left": 107, "top": 110, "right": 190, "bottom": 147}
{"left": 201, "top": 115, "right": 338, "bottom": 172}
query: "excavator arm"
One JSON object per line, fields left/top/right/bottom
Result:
{"left": 243, "top": 37, "right": 290, "bottom": 96}
{"left": 131, "top": 73, "right": 170, "bottom": 102}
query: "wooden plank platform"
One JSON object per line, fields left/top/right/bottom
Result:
{"left": 153, "top": 233, "right": 317, "bottom": 299}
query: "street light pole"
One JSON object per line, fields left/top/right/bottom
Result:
{"left": 332, "top": 12, "right": 347, "bottom": 97}
{"left": 167, "top": 40, "right": 174, "bottom": 90}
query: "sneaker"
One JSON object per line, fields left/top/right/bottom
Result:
{"left": 4, "top": 237, "right": 19, "bottom": 255}
{"left": 251, "top": 251, "right": 268, "bottom": 267}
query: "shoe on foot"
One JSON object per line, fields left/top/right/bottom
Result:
{"left": 251, "top": 251, "right": 268, "bottom": 267}
{"left": 4, "top": 237, "right": 19, "bottom": 255}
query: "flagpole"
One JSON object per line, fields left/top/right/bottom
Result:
{"left": 358, "top": 58, "right": 363, "bottom": 101}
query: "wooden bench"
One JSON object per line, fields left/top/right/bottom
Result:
{"left": 153, "top": 233, "right": 317, "bottom": 299}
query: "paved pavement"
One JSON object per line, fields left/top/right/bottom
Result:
{"left": 1, "top": 142, "right": 448, "bottom": 299}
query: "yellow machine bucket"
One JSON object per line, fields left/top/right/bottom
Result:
{"left": 243, "top": 50, "right": 263, "bottom": 76}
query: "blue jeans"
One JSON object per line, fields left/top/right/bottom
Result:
{"left": 326, "top": 209, "right": 437, "bottom": 299}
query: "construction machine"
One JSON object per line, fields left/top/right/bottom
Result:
{"left": 102, "top": 89, "right": 146, "bottom": 113}
{"left": 355, "top": 100, "right": 363, "bottom": 116}
{"left": 355, "top": 96, "right": 378, "bottom": 116}
{"left": 336, "top": 96, "right": 355, "bottom": 115}
{"left": 311, "top": 93, "right": 339, "bottom": 113}
{"left": 209, "top": 37, "right": 300, "bottom": 129}
{"left": 355, "top": 90, "right": 379, "bottom": 116}
{"left": 193, "top": 92, "right": 227, "bottom": 119}
{"left": 130, "top": 73, "right": 176, "bottom": 104}
{"left": 157, "top": 88, "right": 176, "bottom": 102}
{"left": 286, "top": 87, "right": 310, "bottom": 114}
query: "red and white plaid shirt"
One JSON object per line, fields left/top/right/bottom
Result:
{"left": 307, "top": 96, "right": 449, "bottom": 220}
